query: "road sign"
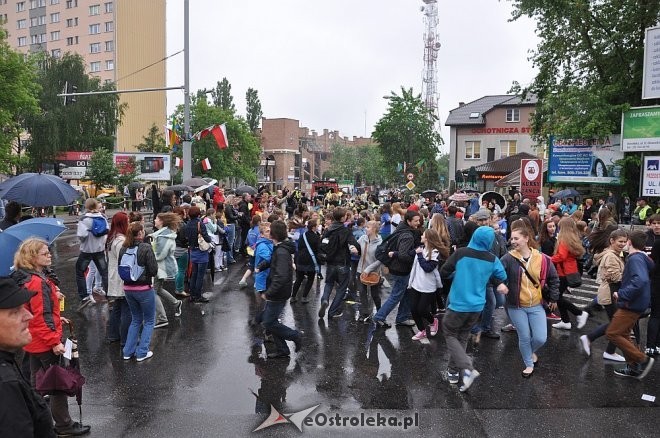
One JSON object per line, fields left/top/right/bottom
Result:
{"left": 407, "top": 173, "right": 415, "bottom": 181}
{"left": 406, "top": 181, "right": 415, "bottom": 191}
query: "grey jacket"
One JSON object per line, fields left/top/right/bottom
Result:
{"left": 150, "top": 227, "right": 177, "bottom": 280}
{"left": 76, "top": 212, "right": 108, "bottom": 253}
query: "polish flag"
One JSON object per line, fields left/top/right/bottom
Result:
{"left": 174, "top": 157, "right": 183, "bottom": 169}
{"left": 211, "top": 124, "right": 228, "bottom": 149}
{"left": 193, "top": 125, "right": 213, "bottom": 141}
{"left": 201, "top": 158, "right": 212, "bottom": 171}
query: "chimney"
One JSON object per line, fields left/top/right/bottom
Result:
{"left": 459, "top": 102, "right": 465, "bottom": 107}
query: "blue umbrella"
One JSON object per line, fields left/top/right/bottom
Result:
{"left": 552, "top": 189, "right": 581, "bottom": 200}
{"left": 0, "top": 173, "right": 79, "bottom": 207}
{"left": 0, "top": 218, "right": 67, "bottom": 275}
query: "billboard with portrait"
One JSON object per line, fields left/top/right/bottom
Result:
{"left": 548, "top": 135, "right": 623, "bottom": 185}
{"left": 113, "top": 153, "right": 171, "bottom": 181}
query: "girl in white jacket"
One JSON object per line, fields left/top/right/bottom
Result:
{"left": 151, "top": 212, "right": 183, "bottom": 327}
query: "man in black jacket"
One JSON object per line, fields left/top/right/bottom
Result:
{"left": 259, "top": 221, "right": 302, "bottom": 359}
{"left": 224, "top": 197, "right": 239, "bottom": 264}
{"left": 237, "top": 194, "right": 252, "bottom": 256}
{"left": 318, "top": 208, "right": 360, "bottom": 319}
{"left": 0, "top": 277, "right": 57, "bottom": 438}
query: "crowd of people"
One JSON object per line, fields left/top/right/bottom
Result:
{"left": 1, "top": 184, "right": 659, "bottom": 436}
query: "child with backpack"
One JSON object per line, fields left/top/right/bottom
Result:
{"left": 75, "top": 198, "right": 110, "bottom": 309}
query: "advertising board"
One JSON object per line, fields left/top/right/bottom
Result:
{"left": 113, "top": 153, "right": 171, "bottom": 181}
{"left": 621, "top": 106, "right": 660, "bottom": 152}
{"left": 548, "top": 136, "right": 623, "bottom": 185}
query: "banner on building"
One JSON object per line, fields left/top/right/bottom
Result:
{"left": 621, "top": 106, "right": 660, "bottom": 152}
{"left": 548, "top": 136, "right": 623, "bottom": 185}
{"left": 641, "top": 156, "right": 660, "bottom": 197}
{"left": 643, "top": 26, "right": 660, "bottom": 100}
{"left": 520, "top": 159, "right": 542, "bottom": 200}
{"left": 113, "top": 153, "right": 171, "bottom": 181}
{"left": 56, "top": 151, "right": 93, "bottom": 180}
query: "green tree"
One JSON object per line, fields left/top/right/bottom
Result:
{"left": 373, "top": 87, "right": 442, "bottom": 190}
{"left": 326, "top": 143, "right": 390, "bottom": 187}
{"left": 211, "top": 77, "right": 236, "bottom": 113}
{"left": 23, "top": 53, "right": 125, "bottom": 171}
{"left": 0, "top": 28, "right": 40, "bottom": 173}
{"left": 510, "top": 1, "right": 660, "bottom": 140}
{"left": 437, "top": 152, "right": 449, "bottom": 188}
{"left": 245, "top": 88, "right": 262, "bottom": 132}
{"left": 86, "top": 148, "right": 119, "bottom": 191}
{"left": 135, "top": 123, "right": 168, "bottom": 153}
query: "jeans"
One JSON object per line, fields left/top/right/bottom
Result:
{"left": 190, "top": 262, "right": 208, "bottom": 299}
{"left": 154, "top": 278, "right": 178, "bottom": 323}
{"left": 75, "top": 251, "right": 108, "bottom": 300}
{"left": 261, "top": 300, "right": 301, "bottom": 355}
{"left": 85, "top": 261, "right": 102, "bottom": 293}
{"left": 123, "top": 289, "right": 156, "bottom": 359}
{"left": 225, "top": 224, "right": 236, "bottom": 262}
{"left": 606, "top": 308, "right": 646, "bottom": 365}
{"left": 374, "top": 273, "right": 412, "bottom": 324}
{"left": 175, "top": 251, "right": 189, "bottom": 293}
{"left": 507, "top": 305, "right": 547, "bottom": 368}
{"left": 471, "top": 285, "right": 496, "bottom": 334}
{"left": 322, "top": 264, "right": 351, "bottom": 316}
{"left": 107, "top": 297, "right": 130, "bottom": 346}
{"left": 442, "top": 309, "right": 481, "bottom": 372}
{"left": 587, "top": 303, "right": 617, "bottom": 355}
{"left": 30, "top": 351, "right": 72, "bottom": 428}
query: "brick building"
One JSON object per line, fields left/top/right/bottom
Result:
{"left": 0, "top": 0, "right": 166, "bottom": 152}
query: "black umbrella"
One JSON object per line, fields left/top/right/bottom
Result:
{"left": 235, "top": 185, "right": 257, "bottom": 196}
{"left": 165, "top": 184, "right": 193, "bottom": 192}
{"left": 479, "top": 191, "right": 507, "bottom": 210}
{"left": 0, "top": 173, "right": 79, "bottom": 207}
{"left": 421, "top": 189, "right": 438, "bottom": 198}
{"left": 128, "top": 181, "right": 144, "bottom": 189}
{"left": 553, "top": 189, "right": 581, "bottom": 200}
{"left": 182, "top": 177, "right": 208, "bottom": 188}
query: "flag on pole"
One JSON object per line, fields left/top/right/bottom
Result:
{"left": 201, "top": 158, "right": 212, "bottom": 171}
{"left": 193, "top": 125, "right": 213, "bottom": 141}
{"left": 403, "top": 162, "right": 407, "bottom": 174}
{"left": 211, "top": 124, "right": 228, "bottom": 149}
{"left": 165, "top": 126, "right": 181, "bottom": 148}
{"left": 174, "top": 157, "right": 183, "bottom": 169}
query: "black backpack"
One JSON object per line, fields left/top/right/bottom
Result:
{"left": 375, "top": 231, "right": 404, "bottom": 266}
{"left": 317, "top": 227, "right": 342, "bottom": 265}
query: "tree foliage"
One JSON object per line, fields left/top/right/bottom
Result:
{"left": 437, "top": 152, "right": 449, "bottom": 188}
{"left": 372, "top": 87, "right": 442, "bottom": 190}
{"left": 135, "top": 123, "right": 168, "bottom": 153}
{"left": 510, "top": 1, "right": 660, "bottom": 140}
{"left": 326, "top": 143, "right": 390, "bottom": 187}
{"left": 211, "top": 77, "right": 236, "bottom": 113}
{"left": 86, "top": 148, "right": 119, "bottom": 190}
{"left": 23, "top": 53, "right": 125, "bottom": 170}
{"left": 0, "top": 28, "right": 40, "bottom": 173}
{"left": 245, "top": 88, "right": 262, "bottom": 132}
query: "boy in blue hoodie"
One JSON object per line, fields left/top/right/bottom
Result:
{"left": 440, "top": 226, "right": 508, "bottom": 392}
{"left": 606, "top": 230, "right": 655, "bottom": 379}
{"left": 252, "top": 222, "right": 274, "bottom": 325}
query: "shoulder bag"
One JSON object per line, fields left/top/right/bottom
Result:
{"left": 302, "top": 232, "right": 322, "bottom": 277}
{"left": 360, "top": 239, "right": 381, "bottom": 286}
{"left": 197, "top": 222, "right": 212, "bottom": 252}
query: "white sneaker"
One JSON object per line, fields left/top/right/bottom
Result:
{"left": 174, "top": 300, "right": 183, "bottom": 317}
{"left": 136, "top": 351, "right": 154, "bottom": 362}
{"left": 576, "top": 312, "right": 589, "bottom": 329}
{"left": 552, "top": 321, "right": 572, "bottom": 330}
{"left": 603, "top": 352, "right": 626, "bottom": 362}
{"left": 579, "top": 335, "right": 591, "bottom": 356}
{"left": 459, "top": 369, "right": 480, "bottom": 392}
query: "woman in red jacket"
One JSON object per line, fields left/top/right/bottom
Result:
{"left": 12, "top": 238, "right": 91, "bottom": 436}
{"left": 551, "top": 217, "right": 589, "bottom": 330}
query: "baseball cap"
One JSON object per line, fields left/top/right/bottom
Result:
{"left": 0, "top": 277, "right": 35, "bottom": 309}
{"left": 473, "top": 209, "right": 491, "bottom": 220}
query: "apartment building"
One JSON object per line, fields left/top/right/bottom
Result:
{"left": 0, "top": 0, "right": 166, "bottom": 152}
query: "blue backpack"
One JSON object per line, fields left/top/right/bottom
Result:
{"left": 90, "top": 216, "right": 108, "bottom": 237}
{"left": 118, "top": 246, "right": 144, "bottom": 282}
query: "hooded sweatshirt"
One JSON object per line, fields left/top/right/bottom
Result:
{"left": 441, "top": 226, "right": 507, "bottom": 313}
{"left": 264, "top": 240, "right": 296, "bottom": 301}
{"left": 616, "top": 251, "right": 654, "bottom": 313}
{"left": 150, "top": 227, "right": 177, "bottom": 279}
{"left": 254, "top": 237, "right": 274, "bottom": 291}
{"left": 77, "top": 211, "right": 108, "bottom": 253}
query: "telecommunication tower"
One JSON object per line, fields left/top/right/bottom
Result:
{"left": 420, "top": 0, "right": 440, "bottom": 121}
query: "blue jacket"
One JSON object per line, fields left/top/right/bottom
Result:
{"left": 351, "top": 227, "right": 366, "bottom": 261}
{"left": 617, "top": 251, "right": 654, "bottom": 313}
{"left": 254, "top": 237, "right": 274, "bottom": 291}
{"left": 247, "top": 225, "right": 260, "bottom": 248}
{"left": 441, "top": 227, "right": 507, "bottom": 313}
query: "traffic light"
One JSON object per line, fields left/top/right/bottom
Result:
{"left": 63, "top": 81, "right": 77, "bottom": 105}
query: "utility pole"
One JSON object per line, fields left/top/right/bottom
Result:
{"left": 182, "top": 0, "right": 192, "bottom": 181}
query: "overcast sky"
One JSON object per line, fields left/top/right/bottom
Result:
{"left": 165, "top": 0, "right": 539, "bottom": 153}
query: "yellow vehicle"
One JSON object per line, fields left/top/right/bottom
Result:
{"left": 78, "top": 180, "right": 118, "bottom": 198}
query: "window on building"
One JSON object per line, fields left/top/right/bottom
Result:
{"left": 89, "top": 23, "right": 100, "bottom": 34}
{"left": 66, "top": 36, "right": 78, "bottom": 45}
{"left": 18, "top": 36, "right": 27, "bottom": 46}
{"left": 17, "top": 2, "right": 26, "bottom": 12}
{"left": 104, "top": 2, "right": 112, "bottom": 13}
{"left": 0, "top": 14, "right": 6, "bottom": 24}
{"left": 90, "top": 61, "right": 101, "bottom": 72}
{"left": 31, "top": 33, "right": 46, "bottom": 44}
{"left": 465, "top": 141, "right": 481, "bottom": 160}
{"left": 51, "top": 0, "right": 60, "bottom": 4}
{"left": 506, "top": 108, "right": 520, "bottom": 123}
{"left": 89, "top": 4, "right": 100, "bottom": 15}
{"left": 66, "top": 17, "right": 78, "bottom": 27}
{"left": 30, "top": 0, "right": 45, "bottom": 8}
{"left": 17, "top": 19, "right": 27, "bottom": 29}
{"left": 51, "top": 48, "right": 61, "bottom": 58}
{"left": 30, "top": 15, "right": 46, "bottom": 26}
{"left": 105, "top": 59, "right": 113, "bottom": 70}
{"left": 105, "top": 40, "right": 114, "bottom": 51}
{"left": 469, "top": 112, "right": 480, "bottom": 119}
{"left": 90, "top": 42, "right": 100, "bottom": 53}
{"left": 50, "top": 12, "right": 59, "bottom": 23}
{"left": 66, "top": 0, "right": 77, "bottom": 8}
{"left": 50, "top": 30, "right": 60, "bottom": 41}
{"left": 500, "top": 140, "right": 517, "bottom": 158}
{"left": 105, "top": 21, "right": 113, "bottom": 32}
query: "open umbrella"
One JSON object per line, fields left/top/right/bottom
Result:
{"left": 194, "top": 183, "right": 212, "bottom": 193}
{"left": 128, "top": 181, "right": 144, "bottom": 190}
{"left": 0, "top": 173, "right": 79, "bottom": 207}
{"left": 421, "top": 189, "right": 438, "bottom": 198}
{"left": 479, "top": 191, "right": 507, "bottom": 210}
{"left": 165, "top": 184, "right": 193, "bottom": 192}
{"left": 553, "top": 189, "right": 580, "bottom": 200}
{"left": 203, "top": 177, "right": 218, "bottom": 186}
{"left": 234, "top": 185, "right": 257, "bottom": 196}
{"left": 182, "top": 177, "right": 208, "bottom": 188}
{"left": 448, "top": 192, "right": 470, "bottom": 202}
{"left": 0, "top": 218, "right": 67, "bottom": 275}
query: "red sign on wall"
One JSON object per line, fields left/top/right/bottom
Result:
{"left": 520, "top": 159, "right": 542, "bottom": 200}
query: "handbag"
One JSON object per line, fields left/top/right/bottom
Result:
{"left": 359, "top": 239, "right": 381, "bottom": 286}
{"left": 565, "top": 272, "right": 582, "bottom": 288}
{"left": 197, "top": 222, "right": 211, "bottom": 252}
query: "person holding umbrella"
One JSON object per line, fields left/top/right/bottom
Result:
{"left": 11, "top": 239, "right": 91, "bottom": 436}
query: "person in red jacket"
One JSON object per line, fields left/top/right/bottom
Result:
{"left": 11, "top": 238, "right": 90, "bottom": 436}
{"left": 212, "top": 186, "right": 225, "bottom": 211}
{"left": 551, "top": 217, "right": 589, "bottom": 330}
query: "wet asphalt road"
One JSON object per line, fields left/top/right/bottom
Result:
{"left": 48, "top": 231, "right": 659, "bottom": 437}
